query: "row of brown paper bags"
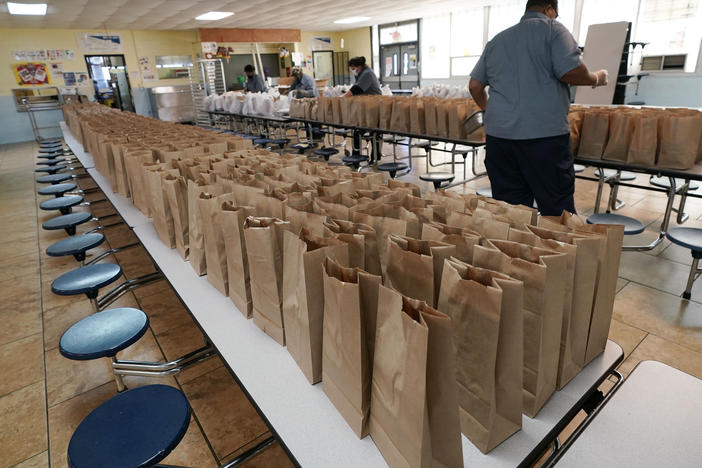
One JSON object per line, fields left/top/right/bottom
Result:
{"left": 289, "top": 96, "right": 485, "bottom": 141}
{"left": 138, "top": 170, "right": 623, "bottom": 464}
{"left": 571, "top": 107, "right": 702, "bottom": 169}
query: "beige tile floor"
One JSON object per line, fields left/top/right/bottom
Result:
{"left": 2, "top": 136, "right": 702, "bottom": 466}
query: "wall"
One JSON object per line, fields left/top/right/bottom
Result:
{"left": 623, "top": 73, "right": 702, "bottom": 108}
{"left": 297, "top": 28, "right": 372, "bottom": 76}
{"left": 0, "top": 28, "right": 200, "bottom": 144}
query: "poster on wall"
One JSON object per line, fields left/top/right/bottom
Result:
{"left": 310, "top": 37, "right": 332, "bottom": 51}
{"left": 139, "top": 56, "right": 157, "bottom": 82}
{"left": 63, "top": 72, "right": 76, "bottom": 86}
{"left": 201, "top": 41, "right": 217, "bottom": 59}
{"left": 13, "top": 63, "right": 50, "bottom": 85}
{"left": 76, "top": 32, "right": 123, "bottom": 52}
{"left": 12, "top": 49, "right": 74, "bottom": 61}
{"left": 50, "top": 62, "right": 63, "bottom": 74}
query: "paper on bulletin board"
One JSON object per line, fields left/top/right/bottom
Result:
{"left": 76, "top": 32, "right": 123, "bottom": 52}
{"left": 50, "top": 62, "right": 63, "bottom": 74}
{"left": 14, "top": 63, "right": 50, "bottom": 86}
{"left": 63, "top": 72, "right": 76, "bottom": 86}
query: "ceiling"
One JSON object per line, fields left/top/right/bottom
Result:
{"left": 0, "top": 0, "right": 493, "bottom": 31}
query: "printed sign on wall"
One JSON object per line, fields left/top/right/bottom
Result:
{"left": 76, "top": 33, "right": 123, "bottom": 52}
{"left": 14, "top": 63, "right": 50, "bottom": 85}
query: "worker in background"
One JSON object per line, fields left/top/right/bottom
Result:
{"left": 343, "top": 56, "right": 382, "bottom": 158}
{"left": 244, "top": 64, "right": 267, "bottom": 93}
{"left": 290, "top": 67, "right": 319, "bottom": 98}
{"left": 469, "top": 0, "right": 608, "bottom": 216}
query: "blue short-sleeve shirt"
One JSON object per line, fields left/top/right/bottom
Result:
{"left": 471, "top": 11, "right": 582, "bottom": 140}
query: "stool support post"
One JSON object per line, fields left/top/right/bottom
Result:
{"left": 220, "top": 435, "right": 276, "bottom": 467}
{"left": 683, "top": 256, "right": 700, "bottom": 300}
{"left": 110, "top": 356, "right": 127, "bottom": 392}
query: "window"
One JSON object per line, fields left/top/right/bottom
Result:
{"left": 379, "top": 22, "right": 418, "bottom": 45}
{"left": 421, "top": 14, "right": 451, "bottom": 79}
{"left": 451, "top": 56, "right": 480, "bottom": 76}
{"left": 488, "top": 1, "right": 525, "bottom": 40}
{"left": 636, "top": 0, "right": 701, "bottom": 72}
{"left": 579, "top": 0, "right": 640, "bottom": 45}
{"left": 451, "top": 8, "right": 484, "bottom": 57}
{"left": 556, "top": 0, "right": 577, "bottom": 34}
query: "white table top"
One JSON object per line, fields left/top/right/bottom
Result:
{"left": 133, "top": 220, "right": 624, "bottom": 468}
{"left": 85, "top": 168, "right": 149, "bottom": 228}
{"left": 60, "top": 121, "right": 94, "bottom": 169}
{"left": 557, "top": 360, "right": 702, "bottom": 468}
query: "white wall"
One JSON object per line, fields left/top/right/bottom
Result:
{"left": 624, "top": 73, "right": 702, "bottom": 108}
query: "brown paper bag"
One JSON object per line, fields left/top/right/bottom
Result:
{"left": 187, "top": 178, "right": 218, "bottom": 276}
{"left": 627, "top": 114, "right": 658, "bottom": 167}
{"left": 389, "top": 99, "right": 410, "bottom": 133}
{"left": 369, "top": 286, "right": 463, "bottom": 468}
{"left": 446, "top": 210, "right": 510, "bottom": 240}
{"left": 124, "top": 153, "right": 154, "bottom": 216}
{"left": 602, "top": 112, "right": 636, "bottom": 162}
{"left": 657, "top": 115, "right": 702, "bottom": 170}
{"left": 217, "top": 201, "right": 256, "bottom": 318}
{"left": 473, "top": 240, "right": 567, "bottom": 417}
{"left": 438, "top": 259, "right": 523, "bottom": 453}
{"left": 323, "top": 218, "right": 381, "bottom": 275}
{"left": 409, "top": 98, "right": 426, "bottom": 135}
{"left": 577, "top": 111, "right": 610, "bottom": 159}
{"left": 144, "top": 167, "right": 179, "bottom": 248}
{"left": 421, "top": 221, "right": 480, "bottom": 263}
{"left": 162, "top": 174, "right": 189, "bottom": 260}
{"left": 519, "top": 225, "right": 603, "bottom": 388}
{"left": 568, "top": 112, "right": 583, "bottom": 155}
{"left": 424, "top": 98, "right": 439, "bottom": 137}
{"left": 282, "top": 230, "right": 350, "bottom": 384}
{"left": 436, "top": 101, "right": 451, "bottom": 138}
{"left": 448, "top": 100, "right": 469, "bottom": 141}
{"left": 379, "top": 97, "right": 394, "bottom": 130}
{"left": 322, "top": 257, "right": 382, "bottom": 438}
{"left": 363, "top": 97, "right": 381, "bottom": 129}
{"left": 244, "top": 217, "right": 294, "bottom": 345}
{"left": 385, "top": 235, "right": 456, "bottom": 308}
{"left": 199, "top": 193, "right": 234, "bottom": 296}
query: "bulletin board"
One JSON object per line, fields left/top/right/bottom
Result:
{"left": 13, "top": 63, "right": 51, "bottom": 86}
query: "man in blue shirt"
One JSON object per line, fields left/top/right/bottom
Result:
{"left": 469, "top": 0, "right": 608, "bottom": 215}
{"left": 244, "top": 64, "right": 267, "bottom": 93}
{"left": 289, "top": 67, "right": 319, "bottom": 98}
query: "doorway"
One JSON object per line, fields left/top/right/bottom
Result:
{"left": 84, "top": 54, "right": 134, "bottom": 112}
{"left": 378, "top": 20, "right": 420, "bottom": 90}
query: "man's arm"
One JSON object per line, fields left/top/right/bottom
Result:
{"left": 469, "top": 78, "right": 488, "bottom": 110}
{"left": 561, "top": 64, "right": 608, "bottom": 87}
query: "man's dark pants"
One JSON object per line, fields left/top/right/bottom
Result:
{"left": 485, "top": 133, "right": 576, "bottom": 216}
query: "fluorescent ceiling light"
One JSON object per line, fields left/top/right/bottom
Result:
{"left": 195, "top": 11, "right": 234, "bottom": 21}
{"left": 7, "top": 2, "right": 47, "bottom": 15}
{"left": 334, "top": 16, "right": 370, "bottom": 24}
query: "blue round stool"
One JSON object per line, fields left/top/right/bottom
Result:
{"left": 477, "top": 187, "right": 493, "bottom": 198}
{"left": 37, "top": 158, "right": 67, "bottom": 166}
{"left": 36, "top": 164, "right": 68, "bottom": 175}
{"left": 38, "top": 182, "right": 78, "bottom": 198}
{"left": 42, "top": 212, "right": 93, "bottom": 235}
{"left": 666, "top": 227, "right": 702, "bottom": 300}
{"left": 37, "top": 173, "right": 73, "bottom": 184}
{"left": 586, "top": 213, "right": 645, "bottom": 235}
{"left": 420, "top": 172, "right": 455, "bottom": 190}
{"left": 39, "top": 147, "right": 63, "bottom": 154}
{"left": 269, "top": 138, "right": 290, "bottom": 149}
{"left": 342, "top": 154, "right": 368, "bottom": 169}
{"left": 253, "top": 138, "right": 272, "bottom": 147}
{"left": 574, "top": 164, "right": 586, "bottom": 173}
{"left": 377, "top": 162, "right": 408, "bottom": 179}
{"left": 67, "top": 384, "right": 190, "bottom": 468}
{"left": 60, "top": 308, "right": 149, "bottom": 360}
{"left": 595, "top": 169, "right": 636, "bottom": 181}
{"left": 37, "top": 153, "right": 64, "bottom": 159}
{"left": 650, "top": 177, "right": 699, "bottom": 191}
{"left": 290, "top": 143, "right": 313, "bottom": 154}
{"left": 52, "top": 263, "right": 122, "bottom": 300}
{"left": 47, "top": 233, "right": 106, "bottom": 262}
{"left": 40, "top": 195, "right": 84, "bottom": 215}
{"left": 314, "top": 147, "right": 339, "bottom": 161}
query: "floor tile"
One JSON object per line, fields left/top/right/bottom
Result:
{"left": 13, "top": 450, "right": 48, "bottom": 468}
{"left": 0, "top": 334, "right": 43, "bottom": 398}
{"left": 161, "top": 417, "right": 218, "bottom": 468}
{"left": 614, "top": 283, "right": 702, "bottom": 354}
{"left": 0, "top": 382, "right": 47, "bottom": 467}
{"left": 237, "top": 441, "right": 294, "bottom": 468}
{"left": 618, "top": 251, "right": 692, "bottom": 297}
{"left": 45, "top": 346, "right": 114, "bottom": 407}
{"left": 181, "top": 366, "right": 268, "bottom": 460}
{"left": 607, "top": 319, "right": 647, "bottom": 360}
{"left": 138, "top": 288, "right": 193, "bottom": 335}
{"left": 47, "top": 382, "right": 115, "bottom": 468}
{"left": 617, "top": 334, "right": 702, "bottom": 379}
{"left": 156, "top": 322, "right": 223, "bottom": 384}
{"left": 0, "top": 303, "right": 41, "bottom": 348}
{"left": 0, "top": 252, "right": 39, "bottom": 283}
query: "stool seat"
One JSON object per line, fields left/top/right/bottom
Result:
{"left": 269, "top": 138, "right": 290, "bottom": 147}
{"left": 37, "top": 173, "right": 72, "bottom": 184}
{"left": 420, "top": 172, "right": 455, "bottom": 190}
{"left": 38, "top": 182, "right": 77, "bottom": 197}
{"left": 574, "top": 164, "right": 586, "bottom": 173}
{"left": 253, "top": 138, "right": 272, "bottom": 146}
{"left": 42, "top": 212, "right": 93, "bottom": 235}
{"left": 477, "top": 187, "right": 493, "bottom": 198}
{"left": 650, "top": 177, "right": 699, "bottom": 191}
{"left": 382, "top": 135, "right": 405, "bottom": 143}
{"left": 60, "top": 308, "right": 149, "bottom": 360}
{"left": 67, "top": 384, "right": 190, "bottom": 468}
{"left": 587, "top": 213, "right": 644, "bottom": 235}
{"left": 666, "top": 227, "right": 702, "bottom": 253}
{"left": 52, "top": 263, "right": 122, "bottom": 298}
{"left": 290, "top": 143, "right": 313, "bottom": 154}
{"left": 47, "top": 233, "right": 106, "bottom": 259}
{"left": 37, "top": 158, "right": 67, "bottom": 166}
{"left": 314, "top": 147, "right": 339, "bottom": 161}
{"left": 40, "top": 195, "right": 84, "bottom": 213}
{"left": 342, "top": 155, "right": 368, "bottom": 168}
{"left": 39, "top": 147, "right": 63, "bottom": 154}
{"left": 40, "top": 138, "right": 62, "bottom": 144}
{"left": 37, "top": 153, "right": 65, "bottom": 159}
{"left": 35, "top": 165, "right": 68, "bottom": 174}
{"left": 595, "top": 169, "right": 636, "bottom": 181}
{"left": 377, "top": 162, "right": 408, "bottom": 179}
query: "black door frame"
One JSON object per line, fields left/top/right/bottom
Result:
{"left": 84, "top": 54, "right": 134, "bottom": 111}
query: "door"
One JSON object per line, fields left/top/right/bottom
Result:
{"left": 400, "top": 43, "right": 419, "bottom": 89}
{"left": 313, "top": 51, "right": 334, "bottom": 82}
{"left": 84, "top": 54, "right": 134, "bottom": 112}
{"left": 380, "top": 45, "right": 401, "bottom": 90}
